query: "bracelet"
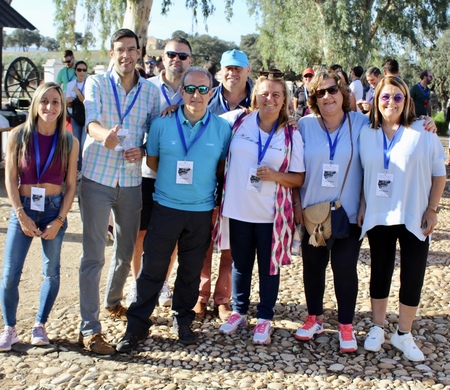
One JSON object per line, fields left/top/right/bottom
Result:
{"left": 15, "top": 206, "right": 24, "bottom": 215}
{"left": 57, "top": 215, "right": 66, "bottom": 223}
{"left": 293, "top": 201, "right": 301, "bottom": 207}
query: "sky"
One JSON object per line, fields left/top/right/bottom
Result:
{"left": 5, "top": 0, "right": 259, "bottom": 47}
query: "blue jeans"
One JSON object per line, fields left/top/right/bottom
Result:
{"left": 229, "top": 219, "right": 279, "bottom": 320}
{"left": 79, "top": 177, "right": 141, "bottom": 335}
{"left": 71, "top": 120, "right": 86, "bottom": 171}
{"left": 0, "top": 194, "right": 66, "bottom": 327}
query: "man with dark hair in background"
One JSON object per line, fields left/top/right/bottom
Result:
{"left": 56, "top": 49, "right": 76, "bottom": 92}
{"left": 410, "top": 70, "right": 433, "bottom": 116}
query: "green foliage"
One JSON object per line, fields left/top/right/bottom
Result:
{"left": 428, "top": 29, "right": 450, "bottom": 110}
{"left": 432, "top": 111, "right": 447, "bottom": 136}
{"left": 3, "top": 29, "right": 42, "bottom": 51}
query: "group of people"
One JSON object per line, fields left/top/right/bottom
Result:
{"left": 0, "top": 28, "right": 445, "bottom": 364}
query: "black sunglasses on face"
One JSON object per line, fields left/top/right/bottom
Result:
{"left": 64, "top": 60, "right": 72, "bottom": 64}
{"left": 165, "top": 51, "right": 190, "bottom": 61}
{"left": 259, "top": 70, "right": 285, "bottom": 78}
{"left": 145, "top": 61, "right": 155, "bottom": 65}
{"left": 315, "top": 85, "right": 339, "bottom": 98}
{"left": 183, "top": 85, "right": 210, "bottom": 95}
{"left": 303, "top": 74, "right": 313, "bottom": 78}
{"left": 76, "top": 68, "right": 87, "bottom": 72}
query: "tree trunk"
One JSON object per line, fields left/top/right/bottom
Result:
{"left": 122, "top": 0, "right": 153, "bottom": 54}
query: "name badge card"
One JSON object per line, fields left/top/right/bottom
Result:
{"left": 246, "top": 168, "right": 262, "bottom": 193}
{"left": 322, "top": 164, "right": 339, "bottom": 188}
{"left": 176, "top": 161, "right": 193, "bottom": 184}
{"left": 115, "top": 128, "right": 130, "bottom": 151}
{"left": 31, "top": 187, "right": 46, "bottom": 211}
{"left": 376, "top": 172, "right": 393, "bottom": 198}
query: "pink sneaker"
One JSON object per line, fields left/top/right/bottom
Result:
{"left": 253, "top": 319, "right": 272, "bottom": 345}
{"left": 295, "top": 315, "right": 323, "bottom": 341}
{"left": 339, "top": 323, "right": 357, "bottom": 353}
{"left": 219, "top": 313, "right": 247, "bottom": 335}
{"left": 0, "top": 327, "right": 19, "bottom": 352}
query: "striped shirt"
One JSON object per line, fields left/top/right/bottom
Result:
{"left": 83, "top": 68, "right": 160, "bottom": 188}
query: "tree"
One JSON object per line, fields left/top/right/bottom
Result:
{"left": 239, "top": 34, "right": 265, "bottom": 77}
{"left": 3, "top": 29, "right": 42, "bottom": 51}
{"left": 42, "top": 36, "right": 61, "bottom": 51}
{"left": 428, "top": 29, "right": 450, "bottom": 110}
{"left": 248, "top": 0, "right": 450, "bottom": 72}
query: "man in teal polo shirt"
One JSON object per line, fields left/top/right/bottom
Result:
{"left": 117, "top": 67, "right": 231, "bottom": 352}
{"left": 56, "top": 50, "right": 76, "bottom": 93}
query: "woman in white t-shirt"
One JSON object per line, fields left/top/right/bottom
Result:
{"left": 66, "top": 60, "right": 88, "bottom": 173}
{"left": 217, "top": 70, "right": 305, "bottom": 344}
{"left": 358, "top": 76, "right": 446, "bottom": 361}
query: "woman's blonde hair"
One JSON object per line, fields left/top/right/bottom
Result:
{"left": 250, "top": 75, "right": 290, "bottom": 129}
{"left": 369, "top": 76, "right": 416, "bottom": 129}
{"left": 17, "top": 82, "right": 70, "bottom": 172}
{"left": 307, "top": 70, "right": 351, "bottom": 116}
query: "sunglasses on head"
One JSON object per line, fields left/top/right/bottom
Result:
{"left": 380, "top": 93, "right": 405, "bottom": 103}
{"left": 145, "top": 61, "right": 155, "bottom": 65}
{"left": 76, "top": 68, "right": 87, "bottom": 72}
{"left": 165, "top": 51, "right": 190, "bottom": 61}
{"left": 183, "top": 85, "right": 210, "bottom": 95}
{"left": 315, "top": 85, "right": 339, "bottom": 98}
{"left": 260, "top": 70, "right": 285, "bottom": 79}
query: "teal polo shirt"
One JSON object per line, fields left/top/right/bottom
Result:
{"left": 56, "top": 67, "right": 76, "bottom": 92}
{"left": 147, "top": 106, "right": 231, "bottom": 211}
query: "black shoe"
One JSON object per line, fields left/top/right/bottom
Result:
{"left": 175, "top": 324, "right": 198, "bottom": 345}
{"left": 116, "top": 331, "right": 147, "bottom": 353}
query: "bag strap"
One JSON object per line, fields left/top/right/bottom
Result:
{"left": 339, "top": 113, "right": 353, "bottom": 198}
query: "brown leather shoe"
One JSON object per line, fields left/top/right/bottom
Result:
{"left": 78, "top": 332, "right": 115, "bottom": 355}
{"left": 104, "top": 304, "right": 127, "bottom": 321}
{"left": 216, "top": 303, "right": 232, "bottom": 321}
{"left": 193, "top": 301, "right": 206, "bottom": 319}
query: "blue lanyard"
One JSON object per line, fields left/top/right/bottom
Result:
{"left": 175, "top": 110, "right": 211, "bottom": 157}
{"left": 367, "top": 87, "right": 375, "bottom": 103}
{"left": 417, "top": 83, "right": 430, "bottom": 100}
{"left": 323, "top": 115, "right": 346, "bottom": 162}
{"left": 382, "top": 125, "right": 404, "bottom": 170}
{"left": 256, "top": 113, "right": 278, "bottom": 166}
{"left": 160, "top": 84, "right": 182, "bottom": 107}
{"left": 33, "top": 129, "right": 58, "bottom": 184}
{"left": 66, "top": 68, "right": 75, "bottom": 83}
{"left": 77, "top": 80, "right": 86, "bottom": 95}
{"left": 108, "top": 71, "right": 142, "bottom": 125}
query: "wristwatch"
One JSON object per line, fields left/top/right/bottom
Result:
{"left": 428, "top": 205, "right": 441, "bottom": 214}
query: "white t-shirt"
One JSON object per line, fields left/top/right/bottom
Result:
{"left": 359, "top": 120, "right": 446, "bottom": 240}
{"left": 299, "top": 111, "right": 368, "bottom": 223}
{"left": 220, "top": 110, "right": 305, "bottom": 223}
{"left": 66, "top": 79, "right": 87, "bottom": 115}
{"left": 350, "top": 79, "right": 363, "bottom": 111}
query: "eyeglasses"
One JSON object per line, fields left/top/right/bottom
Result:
{"left": 315, "top": 85, "right": 339, "bottom": 98}
{"left": 260, "top": 70, "right": 284, "bottom": 78}
{"left": 114, "top": 47, "right": 138, "bottom": 55}
{"left": 63, "top": 59, "right": 72, "bottom": 64}
{"left": 165, "top": 51, "right": 190, "bottom": 61}
{"left": 303, "top": 74, "right": 313, "bottom": 78}
{"left": 380, "top": 93, "right": 405, "bottom": 103}
{"left": 145, "top": 61, "right": 155, "bottom": 65}
{"left": 76, "top": 68, "right": 87, "bottom": 72}
{"left": 183, "top": 85, "right": 210, "bottom": 95}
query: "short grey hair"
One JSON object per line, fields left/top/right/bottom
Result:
{"left": 181, "top": 67, "right": 213, "bottom": 88}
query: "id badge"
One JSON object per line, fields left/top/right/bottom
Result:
{"left": 115, "top": 128, "right": 130, "bottom": 151}
{"left": 176, "top": 161, "right": 193, "bottom": 184}
{"left": 322, "top": 164, "right": 339, "bottom": 188}
{"left": 246, "top": 168, "right": 262, "bottom": 193}
{"left": 376, "top": 172, "right": 393, "bottom": 197}
{"left": 31, "top": 186, "right": 46, "bottom": 211}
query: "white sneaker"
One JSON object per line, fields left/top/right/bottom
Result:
{"left": 158, "top": 281, "right": 172, "bottom": 307}
{"left": 339, "top": 323, "right": 357, "bottom": 353}
{"left": 126, "top": 281, "right": 137, "bottom": 306}
{"left": 391, "top": 328, "right": 424, "bottom": 362}
{"left": 364, "top": 325, "right": 385, "bottom": 352}
{"left": 219, "top": 312, "right": 248, "bottom": 335}
{"left": 253, "top": 319, "right": 272, "bottom": 345}
{"left": 295, "top": 315, "right": 324, "bottom": 341}
{"left": 0, "top": 327, "right": 19, "bottom": 351}
{"left": 31, "top": 324, "right": 50, "bottom": 346}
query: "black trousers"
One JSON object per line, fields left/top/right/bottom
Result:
{"left": 126, "top": 202, "right": 212, "bottom": 335}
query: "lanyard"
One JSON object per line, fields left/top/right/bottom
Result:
{"left": 367, "top": 87, "right": 374, "bottom": 103}
{"left": 218, "top": 86, "right": 230, "bottom": 113}
{"left": 323, "top": 115, "right": 346, "bottom": 162}
{"left": 66, "top": 68, "right": 75, "bottom": 83}
{"left": 175, "top": 110, "right": 211, "bottom": 157}
{"left": 160, "top": 84, "right": 182, "bottom": 107}
{"left": 304, "top": 87, "right": 309, "bottom": 101}
{"left": 77, "top": 80, "right": 86, "bottom": 95}
{"left": 256, "top": 113, "right": 278, "bottom": 166}
{"left": 382, "top": 125, "right": 404, "bottom": 170}
{"left": 33, "top": 129, "right": 58, "bottom": 184}
{"left": 417, "top": 83, "right": 430, "bottom": 100}
{"left": 108, "top": 71, "right": 142, "bottom": 125}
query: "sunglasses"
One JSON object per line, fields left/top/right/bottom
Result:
{"left": 183, "top": 85, "right": 210, "bottom": 95}
{"left": 165, "top": 51, "right": 190, "bottom": 61}
{"left": 316, "top": 85, "right": 339, "bottom": 98}
{"left": 380, "top": 93, "right": 405, "bottom": 103}
{"left": 145, "top": 61, "right": 155, "bottom": 65}
{"left": 63, "top": 60, "right": 72, "bottom": 64}
{"left": 76, "top": 68, "right": 87, "bottom": 72}
{"left": 260, "top": 70, "right": 284, "bottom": 78}
{"left": 303, "top": 74, "right": 313, "bottom": 78}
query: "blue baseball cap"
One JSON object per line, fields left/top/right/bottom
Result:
{"left": 220, "top": 49, "right": 249, "bottom": 68}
